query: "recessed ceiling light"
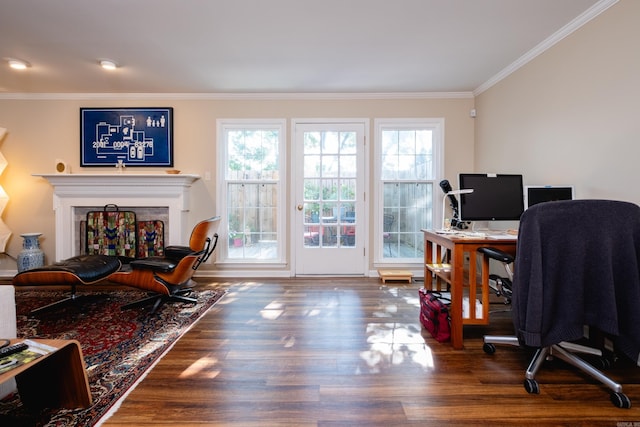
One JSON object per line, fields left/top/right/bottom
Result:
{"left": 8, "top": 59, "right": 29, "bottom": 70}
{"left": 99, "top": 60, "right": 118, "bottom": 70}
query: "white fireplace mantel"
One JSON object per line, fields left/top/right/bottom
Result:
{"left": 34, "top": 173, "right": 200, "bottom": 261}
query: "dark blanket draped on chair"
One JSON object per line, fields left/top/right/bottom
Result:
{"left": 512, "top": 199, "right": 640, "bottom": 365}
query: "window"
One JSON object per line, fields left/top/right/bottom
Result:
{"left": 218, "top": 120, "right": 286, "bottom": 263}
{"left": 375, "top": 119, "right": 444, "bottom": 262}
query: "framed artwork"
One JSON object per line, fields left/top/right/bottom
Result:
{"left": 80, "top": 107, "right": 173, "bottom": 167}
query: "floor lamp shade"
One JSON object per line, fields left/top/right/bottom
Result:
{"left": 0, "top": 127, "right": 11, "bottom": 253}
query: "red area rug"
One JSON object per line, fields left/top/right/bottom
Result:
{"left": 0, "top": 288, "right": 224, "bottom": 426}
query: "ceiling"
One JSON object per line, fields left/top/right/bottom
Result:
{"left": 0, "top": 0, "right": 608, "bottom": 95}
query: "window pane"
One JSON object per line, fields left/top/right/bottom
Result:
{"left": 382, "top": 182, "right": 431, "bottom": 259}
{"left": 340, "top": 179, "right": 356, "bottom": 201}
{"left": 224, "top": 124, "right": 281, "bottom": 261}
{"left": 322, "top": 179, "right": 338, "bottom": 201}
{"left": 381, "top": 130, "right": 399, "bottom": 180}
{"left": 322, "top": 132, "right": 339, "bottom": 154}
{"left": 340, "top": 131, "right": 356, "bottom": 154}
{"left": 380, "top": 128, "right": 434, "bottom": 181}
{"left": 302, "top": 129, "right": 358, "bottom": 251}
{"left": 304, "top": 155, "right": 321, "bottom": 178}
{"left": 226, "top": 129, "right": 280, "bottom": 180}
{"left": 304, "top": 132, "right": 321, "bottom": 153}
{"left": 340, "top": 154, "right": 356, "bottom": 178}
{"left": 378, "top": 120, "right": 441, "bottom": 262}
{"left": 322, "top": 155, "right": 339, "bottom": 177}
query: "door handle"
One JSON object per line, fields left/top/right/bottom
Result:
{"left": 297, "top": 204, "right": 303, "bottom": 211}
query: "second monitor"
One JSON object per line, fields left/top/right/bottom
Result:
{"left": 525, "top": 185, "right": 574, "bottom": 208}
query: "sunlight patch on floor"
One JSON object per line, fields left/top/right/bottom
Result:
{"left": 179, "top": 356, "right": 221, "bottom": 379}
{"left": 362, "top": 322, "right": 435, "bottom": 370}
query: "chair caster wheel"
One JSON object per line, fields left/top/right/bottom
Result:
{"left": 483, "top": 343, "right": 496, "bottom": 354}
{"left": 610, "top": 392, "right": 631, "bottom": 409}
{"left": 524, "top": 378, "right": 539, "bottom": 394}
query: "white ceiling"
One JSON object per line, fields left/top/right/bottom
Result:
{"left": 0, "top": 0, "right": 609, "bottom": 95}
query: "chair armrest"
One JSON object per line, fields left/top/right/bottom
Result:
{"left": 477, "top": 247, "right": 514, "bottom": 264}
{"left": 130, "top": 257, "right": 178, "bottom": 273}
{"left": 163, "top": 245, "right": 194, "bottom": 260}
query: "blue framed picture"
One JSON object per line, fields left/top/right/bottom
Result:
{"left": 80, "top": 107, "right": 173, "bottom": 167}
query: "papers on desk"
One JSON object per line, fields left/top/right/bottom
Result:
{"left": 434, "top": 230, "right": 516, "bottom": 240}
{"left": 24, "top": 339, "right": 56, "bottom": 354}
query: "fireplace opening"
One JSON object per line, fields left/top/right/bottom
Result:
{"left": 74, "top": 206, "right": 169, "bottom": 257}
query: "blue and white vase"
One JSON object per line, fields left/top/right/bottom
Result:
{"left": 17, "top": 232, "right": 45, "bottom": 272}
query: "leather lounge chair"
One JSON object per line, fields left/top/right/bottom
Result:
{"left": 108, "top": 215, "right": 221, "bottom": 313}
{"left": 13, "top": 216, "right": 220, "bottom": 314}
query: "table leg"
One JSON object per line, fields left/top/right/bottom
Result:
{"left": 15, "top": 342, "right": 92, "bottom": 409}
{"left": 450, "top": 247, "right": 465, "bottom": 349}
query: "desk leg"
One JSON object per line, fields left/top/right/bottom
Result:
{"left": 450, "top": 247, "right": 465, "bottom": 349}
{"left": 16, "top": 342, "right": 92, "bottom": 409}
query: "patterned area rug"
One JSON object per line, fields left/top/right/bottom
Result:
{"left": 0, "top": 288, "right": 224, "bottom": 426}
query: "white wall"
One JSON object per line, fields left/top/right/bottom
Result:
{"left": 0, "top": 96, "right": 474, "bottom": 275}
{"left": 5, "top": 0, "right": 632, "bottom": 276}
{"left": 475, "top": 0, "right": 640, "bottom": 203}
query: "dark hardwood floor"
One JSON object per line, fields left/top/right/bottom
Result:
{"left": 100, "top": 278, "right": 640, "bottom": 426}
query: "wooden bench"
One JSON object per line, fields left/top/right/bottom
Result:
{"left": 377, "top": 269, "right": 413, "bottom": 284}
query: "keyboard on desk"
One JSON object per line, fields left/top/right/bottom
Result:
{"left": 485, "top": 233, "right": 517, "bottom": 240}
{"left": 456, "top": 231, "right": 517, "bottom": 240}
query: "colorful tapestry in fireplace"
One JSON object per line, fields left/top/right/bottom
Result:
{"left": 137, "top": 220, "right": 164, "bottom": 258}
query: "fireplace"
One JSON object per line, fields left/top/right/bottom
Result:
{"left": 35, "top": 174, "right": 200, "bottom": 261}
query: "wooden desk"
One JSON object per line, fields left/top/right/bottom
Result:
{"left": 422, "top": 230, "right": 516, "bottom": 349}
{"left": 0, "top": 339, "right": 92, "bottom": 409}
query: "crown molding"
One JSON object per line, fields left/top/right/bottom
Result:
{"left": 474, "top": 0, "right": 619, "bottom": 96}
{"left": 0, "top": 91, "right": 474, "bottom": 101}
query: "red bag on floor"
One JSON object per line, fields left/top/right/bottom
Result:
{"left": 419, "top": 288, "right": 451, "bottom": 342}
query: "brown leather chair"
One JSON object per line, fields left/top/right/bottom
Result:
{"left": 108, "top": 216, "right": 220, "bottom": 312}
{"left": 13, "top": 216, "right": 220, "bottom": 315}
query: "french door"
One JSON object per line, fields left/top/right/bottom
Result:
{"left": 293, "top": 121, "right": 367, "bottom": 275}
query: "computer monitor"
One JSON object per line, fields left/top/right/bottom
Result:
{"left": 458, "top": 173, "right": 524, "bottom": 221}
{"left": 525, "top": 185, "right": 574, "bottom": 209}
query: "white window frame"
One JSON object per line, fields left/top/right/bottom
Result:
{"left": 374, "top": 118, "right": 444, "bottom": 265}
{"left": 216, "top": 119, "right": 287, "bottom": 266}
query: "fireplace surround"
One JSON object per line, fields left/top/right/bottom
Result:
{"left": 35, "top": 174, "right": 200, "bottom": 261}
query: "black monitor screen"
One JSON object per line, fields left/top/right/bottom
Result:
{"left": 525, "top": 186, "right": 574, "bottom": 209}
{"left": 458, "top": 174, "right": 524, "bottom": 221}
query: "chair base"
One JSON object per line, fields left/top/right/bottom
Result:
{"left": 29, "top": 286, "right": 98, "bottom": 316}
{"left": 483, "top": 335, "right": 631, "bottom": 408}
{"left": 30, "top": 294, "right": 79, "bottom": 315}
{"left": 121, "top": 289, "right": 197, "bottom": 314}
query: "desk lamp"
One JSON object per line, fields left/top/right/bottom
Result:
{"left": 441, "top": 189, "right": 473, "bottom": 231}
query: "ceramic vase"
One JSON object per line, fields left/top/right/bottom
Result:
{"left": 17, "top": 232, "right": 45, "bottom": 272}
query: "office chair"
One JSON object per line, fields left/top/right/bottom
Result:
{"left": 477, "top": 246, "right": 514, "bottom": 305}
{"left": 482, "top": 200, "right": 640, "bottom": 409}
